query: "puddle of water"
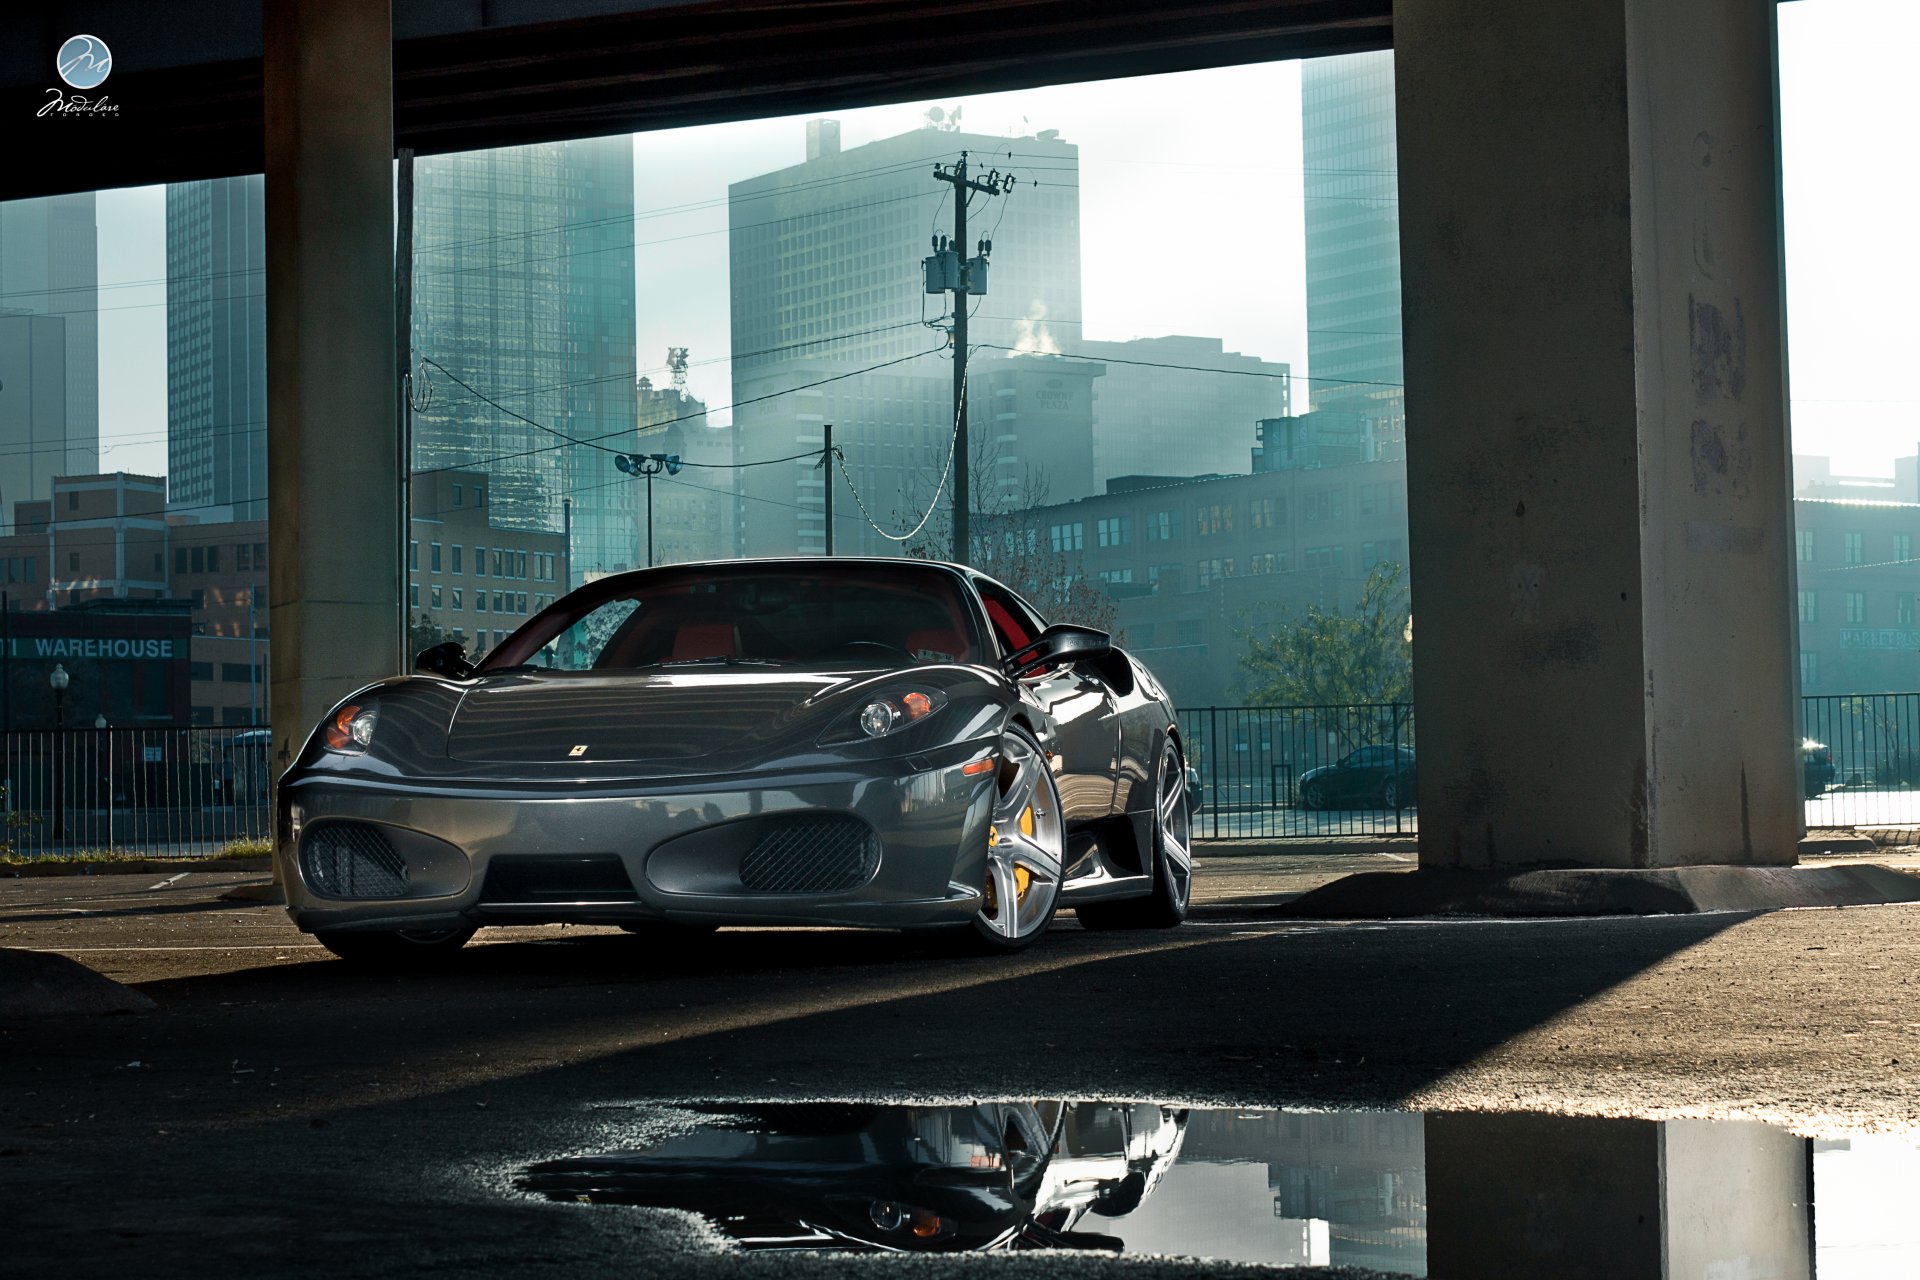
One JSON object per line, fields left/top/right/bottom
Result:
{"left": 512, "top": 1101, "right": 1920, "bottom": 1275}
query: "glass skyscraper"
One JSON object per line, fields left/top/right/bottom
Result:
{"left": 411, "top": 135, "right": 638, "bottom": 587}
{"left": 166, "top": 175, "right": 268, "bottom": 520}
{"left": 728, "top": 123, "right": 1083, "bottom": 558}
{"left": 1302, "top": 52, "right": 1402, "bottom": 416}
{"left": 0, "top": 193, "right": 99, "bottom": 496}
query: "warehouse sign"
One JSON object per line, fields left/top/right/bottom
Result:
{"left": 3, "top": 637, "right": 177, "bottom": 660}
{"left": 1839, "top": 629, "right": 1920, "bottom": 651}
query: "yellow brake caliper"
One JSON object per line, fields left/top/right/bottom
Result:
{"left": 984, "top": 811, "right": 1036, "bottom": 916}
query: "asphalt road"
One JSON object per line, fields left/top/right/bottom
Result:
{"left": 6, "top": 851, "right": 1920, "bottom": 1278}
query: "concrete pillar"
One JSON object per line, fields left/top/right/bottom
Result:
{"left": 1425, "top": 1113, "right": 1811, "bottom": 1279}
{"left": 1398, "top": 0, "right": 1799, "bottom": 868}
{"left": 264, "top": 0, "right": 398, "bottom": 782}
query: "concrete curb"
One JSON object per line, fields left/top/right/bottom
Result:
{"left": 0, "top": 947, "right": 157, "bottom": 1017}
{"left": 1195, "top": 837, "right": 1417, "bottom": 859}
{"left": 0, "top": 856, "right": 272, "bottom": 879}
{"left": 1276, "top": 863, "right": 1920, "bottom": 919}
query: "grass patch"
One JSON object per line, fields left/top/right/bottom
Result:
{"left": 0, "top": 841, "right": 273, "bottom": 868}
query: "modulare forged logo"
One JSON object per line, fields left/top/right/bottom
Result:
{"left": 38, "top": 33, "right": 119, "bottom": 117}
{"left": 57, "top": 34, "right": 112, "bottom": 89}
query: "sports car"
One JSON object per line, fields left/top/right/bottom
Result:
{"left": 276, "top": 557, "right": 1194, "bottom": 959}
{"left": 514, "top": 1100, "right": 1189, "bottom": 1253}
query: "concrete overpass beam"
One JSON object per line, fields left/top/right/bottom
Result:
{"left": 1397, "top": 0, "right": 1798, "bottom": 868}
{"left": 264, "top": 0, "right": 399, "bottom": 784}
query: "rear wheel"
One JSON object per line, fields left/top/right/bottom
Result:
{"left": 314, "top": 925, "right": 476, "bottom": 964}
{"left": 961, "top": 725, "right": 1065, "bottom": 953}
{"left": 1379, "top": 777, "right": 1400, "bottom": 809}
{"left": 1077, "top": 737, "right": 1193, "bottom": 931}
{"left": 1301, "top": 780, "right": 1327, "bottom": 810}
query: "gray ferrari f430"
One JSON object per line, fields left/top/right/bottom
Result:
{"left": 276, "top": 558, "right": 1194, "bottom": 959}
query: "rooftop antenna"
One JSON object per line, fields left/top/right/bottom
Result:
{"left": 666, "top": 347, "right": 690, "bottom": 393}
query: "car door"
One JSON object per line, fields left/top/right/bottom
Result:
{"left": 973, "top": 577, "right": 1122, "bottom": 829}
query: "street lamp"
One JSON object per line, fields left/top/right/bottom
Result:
{"left": 615, "top": 453, "right": 682, "bottom": 567}
{"left": 49, "top": 664, "right": 69, "bottom": 842}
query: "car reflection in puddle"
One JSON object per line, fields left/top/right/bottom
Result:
{"left": 515, "top": 1101, "right": 1920, "bottom": 1277}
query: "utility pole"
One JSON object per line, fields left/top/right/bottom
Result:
{"left": 929, "top": 153, "right": 1013, "bottom": 565}
{"left": 822, "top": 423, "right": 834, "bottom": 556}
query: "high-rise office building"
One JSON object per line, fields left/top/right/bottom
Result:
{"left": 0, "top": 313, "right": 69, "bottom": 529}
{"left": 728, "top": 122, "right": 1084, "bottom": 557}
{"left": 1301, "top": 51, "right": 1402, "bottom": 415}
{"left": 411, "top": 135, "right": 638, "bottom": 586}
{"left": 166, "top": 175, "right": 268, "bottom": 520}
{"left": 0, "top": 193, "right": 99, "bottom": 488}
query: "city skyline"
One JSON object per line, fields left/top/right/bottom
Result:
{"left": 57, "top": 6, "right": 1920, "bottom": 495}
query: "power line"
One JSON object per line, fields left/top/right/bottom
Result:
{"left": 971, "top": 343, "right": 1402, "bottom": 390}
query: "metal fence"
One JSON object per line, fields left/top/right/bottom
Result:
{"left": 1178, "top": 704, "right": 1416, "bottom": 840}
{"left": 1803, "top": 693, "right": 1920, "bottom": 829}
{"left": 1, "top": 725, "right": 273, "bottom": 858}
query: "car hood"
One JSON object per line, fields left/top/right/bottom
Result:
{"left": 445, "top": 667, "right": 871, "bottom": 765}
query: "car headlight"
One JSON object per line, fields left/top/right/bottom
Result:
{"left": 322, "top": 703, "right": 377, "bottom": 752}
{"left": 822, "top": 688, "right": 947, "bottom": 746}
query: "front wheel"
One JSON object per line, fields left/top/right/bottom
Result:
{"left": 1077, "top": 737, "right": 1193, "bottom": 931}
{"left": 314, "top": 925, "right": 476, "bottom": 965}
{"left": 1379, "top": 777, "right": 1400, "bottom": 809}
{"left": 961, "top": 724, "right": 1065, "bottom": 953}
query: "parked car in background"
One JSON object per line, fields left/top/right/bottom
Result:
{"left": 1298, "top": 744, "right": 1417, "bottom": 810}
{"left": 1803, "top": 738, "right": 1835, "bottom": 800}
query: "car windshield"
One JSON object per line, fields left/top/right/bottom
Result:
{"left": 477, "top": 563, "right": 983, "bottom": 673}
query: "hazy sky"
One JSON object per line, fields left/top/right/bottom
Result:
{"left": 90, "top": 0, "right": 1917, "bottom": 480}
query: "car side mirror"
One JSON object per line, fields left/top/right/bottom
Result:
{"left": 415, "top": 640, "right": 475, "bottom": 679}
{"left": 1003, "top": 623, "right": 1112, "bottom": 679}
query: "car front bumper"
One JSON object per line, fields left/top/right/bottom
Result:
{"left": 277, "top": 751, "right": 999, "bottom": 935}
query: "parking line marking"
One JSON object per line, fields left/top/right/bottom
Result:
{"left": 147, "top": 872, "right": 190, "bottom": 891}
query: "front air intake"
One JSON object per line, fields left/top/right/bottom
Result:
{"left": 301, "top": 823, "right": 409, "bottom": 899}
{"left": 738, "top": 816, "right": 881, "bottom": 893}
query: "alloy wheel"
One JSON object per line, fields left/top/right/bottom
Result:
{"left": 977, "top": 727, "right": 1065, "bottom": 946}
{"left": 1156, "top": 738, "right": 1193, "bottom": 913}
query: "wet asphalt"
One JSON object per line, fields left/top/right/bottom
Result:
{"left": 5, "top": 851, "right": 1920, "bottom": 1278}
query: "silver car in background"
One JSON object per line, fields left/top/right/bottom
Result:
{"left": 276, "top": 558, "right": 1193, "bottom": 959}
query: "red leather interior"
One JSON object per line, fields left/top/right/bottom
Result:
{"left": 906, "top": 628, "right": 964, "bottom": 661}
{"left": 670, "top": 622, "right": 736, "bottom": 662}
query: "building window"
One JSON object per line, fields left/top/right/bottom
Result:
{"left": 430, "top": 584, "right": 443, "bottom": 609}
{"left": 452, "top": 588, "right": 463, "bottom": 611}
{"left": 516, "top": 592, "right": 528, "bottom": 614}
{"left": 65, "top": 490, "right": 78, "bottom": 511}
{"left": 1845, "top": 532, "right": 1864, "bottom": 564}
{"left": 1900, "top": 594, "right": 1915, "bottom": 626}
{"left": 1097, "top": 568, "right": 1134, "bottom": 584}
{"left": 1846, "top": 591, "right": 1867, "bottom": 624}
{"left": 1195, "top": 503, "right": 1234, "bottom": 538}
{"left": 476, "top": 487, "right": 486, "bottom": 507}
{"left": 493, "top": 549, "right": 504, "bottom": 576}
{"left": 476, "top": 591, "right": 488, "bottom": 613}
{"left": 221, "top": 663, "right": 258, "bottom": 683}
{"left": 1899, "top": 534, "right": 1913, "bottom": 563}
{"left": 1796, "top": 530, "right": 1814, "bottom": 562}
{"left": 475, "top": 546, "right": 487, "bottom": 577}
{"left": 1146, "top": 510, "right": 1180, "bottom": 542}
{"left": 451, "top": 545, "right": 463, "bottom": 575}
{"left": 1249, "top": 497, "right": 1281, "bottom": 529}
{"left": 1305, "top": 545, "right": 1346, "bottom": 573}
{"left": 1128, "top": 623, "right": 1155, "bottom": 647}
{"left": 493, "top": 591, "right": 504, "bottom": 612}
{"left": 430, "top": 542, "right": 443, "bottom": 572}
{"left": 1358, "top": 485, "right": 1377, "bottom": 516}
{"left": 1800, "top": 650, "right": 1818, "bottom": 691}
{"left": 517, "top": 551, "right": 529, "bottom": 578}
{"left": 68, "top": 552, "right": 79, "bottom": 572}
{"left": 189, "top": 661, "right": 214, "bottom": 682}
{"left": 1096, "top": 516, "right": 1131, "bottom": 548}
{"left": 207, "top": 546, "right": 220, "bottom": 572}
{"left": 408, "top": 540, "right": 419, "bottom": 571}
{"left": 237, "top": 544, "right": 252, "bottom": 571}
{"left": 1797, "top": 590, "right": 1818, "bottom": 624}
{"left": 409, "top": 582, "right": 420, "bottom": 608}
{"left": 1049, "top": 522, "right": 1084, "bottom": 553}
{"left": 175, "top": 548, "right": 188, "bottom": 574}
{"left": 152, "top": 553, "right": 163, "bottom": 573}
{"left": 1177, "top": 620, "right": 1203, "bottom": 647}
{"left": 190, "top": 546, "right": 204, "bottom": 573}
{"left": 254, "top": 542, "right": 266, "bottom": 567}
{"left": 452, "top": 483, "right": 463, "bottom": 508}
{"left": 1305, "top": 488, "right": 1345, "bottom": 523}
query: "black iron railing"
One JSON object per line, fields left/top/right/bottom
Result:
{"left": 0, "top": 725, "right": 273, "bottom": 858}
{"left": 1178, "top": 704, "right": 1416, "bottom": 840}
{"left": 1802, "top": 693, "right": 1920, "bottom": 829}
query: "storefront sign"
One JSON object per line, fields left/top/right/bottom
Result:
{"left": 3, "top": 636, "right": 177, "bottom": 660}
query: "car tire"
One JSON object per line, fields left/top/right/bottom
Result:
{"left": 1301, "top": 780, "right": 1327, "bottom": 810}
{"left": 1076, "top": 736, "right": 1194, "bottom": 931}
{"left": 957, "top": 723, "right": 1065, "bottom": 954}
{"left": 1380, "top": 777, "right": 1399, "bottom": 809}
{"left": 314, "top": 925, "right": 476, "bottom": 964}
